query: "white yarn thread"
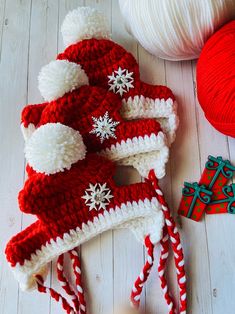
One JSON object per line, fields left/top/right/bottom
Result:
{"left": 119, "top": 0, "right": 235, "bottom": 61}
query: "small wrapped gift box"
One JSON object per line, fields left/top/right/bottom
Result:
{"left": 199, "top": 155, "right": 235, "bottom": 191}
{"left": 206, "top": 184, "right": 235, "bottom": 214}
{"left": 178, "top": 182, "right": 213, "bottom": 221}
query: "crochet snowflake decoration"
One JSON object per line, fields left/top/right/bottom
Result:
{"left": 108, "top": 67, "right": 134, "bottom": 96}
{"left": 90, "top": 111, "right": 119, "bottom": 143}
{"left": 82, "top": 183, "right": 113, "bottom": 211}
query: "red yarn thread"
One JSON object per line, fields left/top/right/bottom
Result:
{"left": 197, "top": 21, "right": 235, "bottom": 137}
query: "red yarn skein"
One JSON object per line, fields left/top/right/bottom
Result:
{"left": 197, "top": 21, "right": 235, "bottom": 137}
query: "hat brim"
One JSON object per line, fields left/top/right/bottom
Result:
{"left": 121, "top": 98, "right": 178, "bottom": 145}
{"left": 7, "top": 196, "right": 163, "bottom": 291}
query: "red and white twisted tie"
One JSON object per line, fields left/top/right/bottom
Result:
{"left": 36, "top": 249, "right": 87, "bottom": 314}
{"left": 148, "top": 170, "right": 187, "bottom": 314}
{"left": 130, "top": 235, "right": 154, "bottom": 307}
{"left": 158, "top": 226, "right": 176, "bottom": 313}
{"left": 36, "top": 274, "right": 75, "bottom": 314}
{"left": 69, "top": 249, "right": 87, "bottom": 314}
{"left": 57, "top": 253, "right": 81, "bottom": 313}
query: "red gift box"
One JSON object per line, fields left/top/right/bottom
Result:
{"left": 199, "top": 156, "right": 235, "bottom": 191}
{"left": 178, "top": 182, "right": 212, "bottom": 221}
{"left": 206, "top": 184, "right": 235, "bottom": 215}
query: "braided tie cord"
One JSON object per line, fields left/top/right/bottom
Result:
{"left": 158, "top": 226, "right": 175, "bottom": 313}
{"left": 57, "top": 254, "right": 80, "bottom": 312}
{"left": 36, "top": 274, "right": 75, "bottom": 314}
{"left": 69, "top": 250, "right": 87, "bottom": 314}
{"left": 148, "top": 170, "right": 187, "bottom": 314}
{"left": 130, "top": 235, "right": 154, "bottom": 307}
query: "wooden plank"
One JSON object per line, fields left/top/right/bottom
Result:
{"left": 0, "top": 1, "right": 31, "bottom": 313}
{"left": 17, "top": 1, "right": 59, "bottom": 313}
{"left": 166, "top": 60, "right": 213, "bottom": 314}
{"left": 0, "top": 0, "right": 6, "bottom": 60}
{"left": 193, "top": 61, "right": 235, "bottom": 314}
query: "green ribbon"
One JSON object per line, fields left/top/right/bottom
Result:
{"left": 210, "top": 184, "right": 235, "bottom": 214}
{"left": 205, "top": 156, "right": 235, "bottom": 189}
{"left": 182, "top": 182, "right": 212, "bottom": 218}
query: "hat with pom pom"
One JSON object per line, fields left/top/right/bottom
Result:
{"left": 5, "top": 121, "right": 164, "bottom": 314}
{"left": 5, "top": 6, "right": 187, "bottom": 314}
{"left": 56, "top": 6, "right": 178, "bottom": 145}
{"left": 21, "top": 81, "right": 169, "bottom": 179}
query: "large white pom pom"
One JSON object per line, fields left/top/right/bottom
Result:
{"left": 38, "top": 60, "right": 89, "bottom": 101}
{"left": 61, "top": 6, "right": 110, "bottom": 47}
{"left": 25, "top": 123, "right": 86, "bottom": 175}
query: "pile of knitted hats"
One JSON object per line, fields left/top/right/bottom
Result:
{"left": 5, "top": 7, "right": 186, "bottom": 314}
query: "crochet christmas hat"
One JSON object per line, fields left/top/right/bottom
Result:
{"left": 22, "top": 81, "right": 169, "bottom": 179}
{"left": 54, "top": 6, "right": 179, "bottom": 145}
{"left": 5, "top": 123, "right": 164, "bottom": 312}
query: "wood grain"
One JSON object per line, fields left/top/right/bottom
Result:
{"left": 0, "top": 1, "right": 234, "bottom": 314}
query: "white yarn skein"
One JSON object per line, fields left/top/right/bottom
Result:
{"left": 119, "top": 0, "right": 235, "bottom": 61}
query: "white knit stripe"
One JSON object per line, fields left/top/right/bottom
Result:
{"left": 134, "top": 294, "right": 141, "bottom": 301}
{"left": 155, "top": 189, "right": 163, "bottom": 196}
{"left": 57, "top": 263, "right": 63, "bottom": 271}
{"left": 165, "top": 219, "right": 172, "bottom": 226}
{"left": 181, "top": 293, "right": 186, "bottom": 301}
{"left": 75, "top": 266, "right": 81, "bottom": 274}
{"left": 178, "top": 260, "right": 184, "bottom": 267}
{"left": 179, "top": 276, "right": 186, "bottom": 284}
{"left": 161, "top": 252, "right": 169, "bottom": 259}
{"left": 76, "top": 285, "right": 83, "bottom": 293}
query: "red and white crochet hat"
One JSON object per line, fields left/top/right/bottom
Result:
{"left": 5, "top": 123, "right": 164, "bottom": 312}
{"left": 55, "top": 6, "right": 179, "bottom": 145}
{"left": 21, "top": 80, "right": 169, "bottom": 179}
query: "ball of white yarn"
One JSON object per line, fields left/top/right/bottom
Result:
{"left": 25, "top": 123, "right": 86, "bottom": 175}
{"left": 119, "top": 0, "right": 235, "bottom": 61}
{"left": 38, "top": 60, "right": 89, "bottom": 102}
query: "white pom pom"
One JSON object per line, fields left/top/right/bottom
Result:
{"left": 25, "top": 123, "right": 86, "bottom": 175}
{"left": 61, "top": 6, "right": 110, "bottom": 47}
{"left": 38, "top": 60, "right": 89, "bottom": 101}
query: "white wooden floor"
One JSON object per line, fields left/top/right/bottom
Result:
{"left": 0, "top": 1, "right": 235, "bottom": 314}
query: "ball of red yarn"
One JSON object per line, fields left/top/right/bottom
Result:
{"left": 197, "top": 21, "right": 235, "bottom": 137}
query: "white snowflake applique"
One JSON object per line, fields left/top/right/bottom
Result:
{"left": 90, "top": 111, "right": 120, "bottom": 143}
{"left": 82, "top": 183, "right": 113, "bottom": 211}
{"left": 108, "top": 67, "right": 134, "bottom": 96}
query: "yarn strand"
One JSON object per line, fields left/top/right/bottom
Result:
{"left": 148, "top": 169, "right": 187, "bottom": 314}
